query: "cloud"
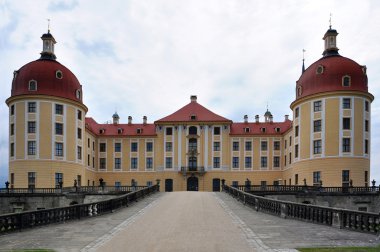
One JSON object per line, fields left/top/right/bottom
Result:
{"left": 48, "top": 0, "right": 78, "bottom": 12}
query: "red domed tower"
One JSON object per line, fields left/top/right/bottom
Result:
{"left": 6, "top": 30, "right": 88, "bottom": 188}
{"left": 286, "top": 26, "right": 374, "bottom": 187}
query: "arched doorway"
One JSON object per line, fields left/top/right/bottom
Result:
{"left": 212, "top": 178, "right": 221, "bottom": 192}
{"left": 187, "top": 176, "right": 198, "bottom": 191}
{"left": 165, "top": 179, "right": 173, "bottom": 192}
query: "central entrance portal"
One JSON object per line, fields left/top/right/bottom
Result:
{"left": 187, "top": 176, "right": 199, "bottom": 191}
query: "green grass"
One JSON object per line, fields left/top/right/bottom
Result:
{"left": 297, "top": 245, "right": 380, "bottom": 252}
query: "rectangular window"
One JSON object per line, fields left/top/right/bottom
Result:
{"left": 28, "top": 172, "right": 36, "bottom": 189}
{"left": 77, "top": 110, "right": 82, "bottom": 120}
{"left": 313, "top": 100, "right": 322, "bottom": 112}
{"left": 365, "top": 120, "right": 369, "bottom": 132}
{"left": 10, "top": 124, "right": 14, "bottom": 135}
{"left": 166, "top": 142, "right": 172, "bottom": 152}
{"left": 88, "top": 138, "right": 90, "bottom": 148}
{"left": 28, "top": 141, "right": 37, "bottom": 156}
{"left": 295, "top": 174, "right": 299, "bottom": 185}
{"left": 213, "top": 157, "right": 220, "bottom": 168}
{"left": 365, "top": 101, "right": 369, "bottom": 112}
{"left": 295, "top": 144, "right": 299, "bottom": 158}
{"left": 28, "top": 121, "right": 36, "bottom": 134}
{"left": 285, "top": 140, "right": 287, "bottom": 149}
{"left": 245, "top": 141, "right": 252, "bottom": 151}
{"left": 99, "top": 143, "right": 106, "bottom": 152}
{"left": 131, "top": 157, "right": 138, "bottom": 169}
{"left": 284, "top": 155, "right": 287, "bottom": 166}
{"left": 261, "top": 141, "right": 267, "bottom": 151}
{"left": 213, "top": 127, "right": 221, "bottom": 135}
{"left": 115, "top": 181, "right": 121, "bottom": 187}
{"left": 115, "top": 158, "right": 121, "bottom": 170}
{"left": 343, "top": 118, "right": 351, "bottom": 130}
{"left": 55, "top": 123, "right": 63, "bottom": 135}
{"left": 147, "top": 181, "right": 153, "bottom": 187}
{"left": 365, "top": 139, "right": 369, "bottom": 154}
{"left": 342, "top": 138, "right": 351, "bottom": 152}
{"left": 146, "top": 142, "right": 153, "bottom": 152}
{"left": 274, "top": 141, "right": 280, "bottom": 150}
{"left": 55, "top": 173, "right": 63, "bottom": 188}
{"left": 77, "top": 146, "right": 82, "bottom": 160}
{"left": 289, "top": 152, "right": 292, "bottom": 164}
{"left": 295, "top": 107, "right": 299, "bottom": 118}
{"left": 343, "top": 98, "right": 351, "bottom": 109}
{"left": 314, "top": 120, "right": 322, "bottom": 132}
{"left": 289, "top": 136, "right": 292, "bottom": 146}
{"left": 232, "top": 181, "right": 239, "bottom": 188}
{"left": 273, "top": 156, "right": 280, "bottom": 167}
{"left": 146, "top": 157, "right": 153, "bottom": 169}
{"left": 233, "top": 141, "right": 239, "bottom": 151}
{"left": 342, "top": 170, "right": 350, "bottom": 187}
{"left": 28, "top": 102, "right": 36, "bottom": 113}
{"left": 55, "top": 142, "right": 63, "bottom": 156}
{"left": 92, "top": 157, "right": 95, "bottom": 168}
{"left": 295, "top": 126, "right": 299, "bottom": 137}
{"left": 115, "top": 142, "right": 121, "bottom": 152}
{"left": 77, "top": 128, "right": 82, "bottom": 139}
{"left": 131, "top": 142, "right": 138, "bottom": 152}
{"left": 166, "top": 127, "right": 173, "bottom": 135}
{"left": 93, "top": 141, "right": 95, "bottom": 151}
{"left": 232, "top": 157, "right": 239, "bottom": 168}
{"left": 261, "top": 157, "right": 267, "bottom": 168}
{"left": 313, "top": 140, "right": 322, "bottom": 154}
{"left": 99, "top": 158, "right": 106, "bottom": 169}
{"left": 365, "top": 171, "right": 369, "bottom": 187}
{"left": 55, "top": 104, "right": 63, "bottom": 115}
{"left": 213, "top": 141, "right": 220, "bottom": 151}
{"left": 10, "top": 173, "right": 14, "bottom": 187}
{"left": 10, "top": 105, "right": 14, "bottom": 115}
{"left": 87, "top": 154, "right": 90, "bottom": 166}
{"left": 313, "top": 171, "right": 321, "bottom": 185}
{"left": 245, "top": 157, "right": 252, "bottom": 168}
{"left": 165, "top": 157, "right": 172, "bottom": 168}
{"left": 10, "top": 143, "right": 14, "bottom": 157}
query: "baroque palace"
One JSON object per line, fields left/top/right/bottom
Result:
{"left": 6, "top": 26, "right": 374, "bottom": 191}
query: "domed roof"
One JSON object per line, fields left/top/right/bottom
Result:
{"left": 11, "top": 59, "right": 83, "bottom": 103}
{"left": 295, "top": 55, "right": 368, "bottom": 100}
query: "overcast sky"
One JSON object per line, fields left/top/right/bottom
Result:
{"left": 0, "top": 0, "right": 379, "bottom": 186}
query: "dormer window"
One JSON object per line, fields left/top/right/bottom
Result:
{"left": 362, "top": 66, "right": 367, "bottom": 75}
{"left": 76, "top": 89, "right": 81, "bottom": 100}
{"left": 56, "top": 70, "right": 63, "bottom": 79}
{"left": 342, "top": 75, "right": 351, "bottom": 87}
{"left": 316, "top": 65, "right": 324, "bottom": 74}
{"left": 137, "top": 128, "right": 142, "bottom": 134}
{"left": 118, "top": 128, "right": 123, "bottom": 134}
{"left": 190, "top": 115, "right": 197, "bottom": 120}
{"left": 296, "top": 86, "right": 302, "bottom": 97}
{"left": 275, "top": 127, "right": 280, "bottom": 132}
{"left": 244, "top": 127, "right": 250, "bottom": 133}
{"left": 99, "top": 129, "right": 105, "bottom": 134}
{"left": 28, "top": 80, "right": 37, "bottom": 91}
{"left": 261, "top": 127, "right": 266, "bottom": 133}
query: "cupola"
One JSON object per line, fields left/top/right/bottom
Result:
{"left": 112, "top": 112, "right": 119, "bottom": 125}
{"left": 40, "top": 28, "right": 57, "bottom": 60}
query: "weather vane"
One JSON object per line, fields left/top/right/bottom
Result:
{"left": 329, "top": 13, "right": 332, "bottom": 29}
{"left": 302, "top": 49, "right": 306, "bottom": 61}
{"left": 47, "top": 18, "right": 51, "bottom": 32}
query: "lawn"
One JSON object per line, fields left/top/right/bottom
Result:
{"left": 297, "top": 245, "right": 380, "bottom": 252}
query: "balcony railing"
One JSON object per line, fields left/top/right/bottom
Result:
{"left": 180, "top": 166, "right": 206, "bottom": 175}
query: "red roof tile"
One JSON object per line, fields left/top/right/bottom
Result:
{"left": 85, "top": 117, "right": 156, "bottom": 137}
{"left": 155, "top": 99, "right": 231, "bottom": 123}
{"left": 230, "top": 121, "right": 292, "bottom": 136}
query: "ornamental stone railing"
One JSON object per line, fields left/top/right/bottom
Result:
{"left": 223, "top": 185, "right": 380, "bottom": 234}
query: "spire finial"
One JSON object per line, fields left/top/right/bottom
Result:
{"left": 329, "top": 13, "right": 332, "bottom": 29}
{"left": 302, "top": 49, "right": 306, "bottom": 74}
{"left": 47, "top": 18, "right": 51, "bottom": 33}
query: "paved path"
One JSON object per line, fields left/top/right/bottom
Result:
{"left": 0, "top": 192, "right": 379, "bottom": 252}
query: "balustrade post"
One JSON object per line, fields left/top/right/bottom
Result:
{"left": 332, "top": 210, "right": 342, "bottom": 229}
{"left": 280, "top": 203, "right": 288, "bottom": 219}
{"left": 255, "top": 198, "right": 259, "bottom": 211}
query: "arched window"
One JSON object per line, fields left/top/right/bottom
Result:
{"left": 28, "top": 80, "right": 37, "bottom": 91}
{"left": 76, "top": 89, "right": 81, "bottom": 100}
{"left": 342, "top": 75, "right": 351, "bottom": 87}
{"left": 189, "top": 138, "right": 197, "bottom": 152}
{"left": 189, "top": 126, "right": 197, "bottom": 135}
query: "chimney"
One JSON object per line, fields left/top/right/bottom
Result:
{"left": 244, "top": 115, "right": 248, "bottom": 123}
{"left": 285, "top": 115, "right": 289, "bottom": 121}
{"left": 143, "top": 116, "right": 147, "bottom": 125}
{"left": 128, "top": 116, "right": 132, "bottom": 124}
{"left": 269, "top": 115, "right": 273, "bottom": 123}
{"left": 255, "top": 115, "right": 259, "bottom": 123}
{"left": 190, "top": 95, "right": 197, "bottom": 102}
